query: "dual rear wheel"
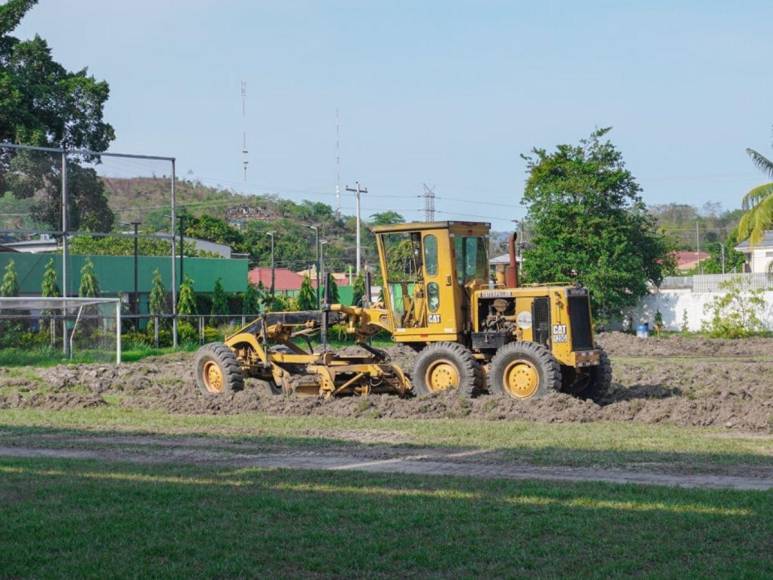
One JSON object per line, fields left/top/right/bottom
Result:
{"left": 413, "top": 340, "right": 593, "bottom": 401}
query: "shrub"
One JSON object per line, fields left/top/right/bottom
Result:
{"left": 702, "top": 276, "right": 766, "bottom": 338}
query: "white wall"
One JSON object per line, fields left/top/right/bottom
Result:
{"left": 631, "top": 288, "right": 773, "bottom": 332}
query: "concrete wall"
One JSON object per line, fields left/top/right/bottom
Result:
{"left": 631, "top": 288, "right": 773, "bottom": 332}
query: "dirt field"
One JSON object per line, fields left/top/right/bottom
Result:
{"left": 1, "top": 333, "right": 771, "bottom": 433}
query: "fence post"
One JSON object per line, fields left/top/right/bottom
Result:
{"left": 154, "top": 316, "right": 159, "bottom": 348}
{"left": 198, "top": 316, "right": 204, "bottom": 344}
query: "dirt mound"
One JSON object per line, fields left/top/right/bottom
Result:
{"left": 1, "top": 339, "right": 771, "bottom": 432}
{"left": 597, "top": 332, "right": 773, "bottom": 358}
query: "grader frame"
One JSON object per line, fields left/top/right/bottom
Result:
{"left": 195, "top": 220, "right": 610, "bottom": 401}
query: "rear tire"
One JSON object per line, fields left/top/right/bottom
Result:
{"left": 412, "top": 342, "right": 480, "bottom": 397}
{"left": 488, "top": 341, "right": 560, "bottom": 400}
{"left": 195, "top": 342, "right": 244, "bottom": 396}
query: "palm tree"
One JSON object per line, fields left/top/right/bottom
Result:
{"left": 737, "top": 138, "right": 773, "bottom": 246}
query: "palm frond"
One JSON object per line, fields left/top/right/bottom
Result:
{"left": 741, "top": 182, "right": 773, "bottom": 210}
{"left": 740, "top": 194, "right": 773, "bottom": 246}
{"left": 746, "top": 148, "right": 773, "bottom": 178}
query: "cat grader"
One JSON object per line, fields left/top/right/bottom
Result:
{"left": 195, "top": 221, "right": 611, "bottom": 401}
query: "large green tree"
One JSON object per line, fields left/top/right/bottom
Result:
{"left": 520, "top": 128, "right": 671, "bottom": 321}
{"left": 297, "top": 275, "right": 316, "bottom": 311}
{"left": 78, "top": 258, "right": 99, "bottom": 297}
{"left": 41, "top": 257, "right": 59, "bottom": 297}
{"left": 0, "top": 0, "right": 115, "bottom": 231}
{"left": 0, "top": 259, "right": 19, "bottom": 296}
{"left": 738, "top": 136, "right": 773, "bottom": 246}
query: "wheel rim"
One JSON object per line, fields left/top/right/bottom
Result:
{"left": 203, "top": 361, "right": 224, "bottom": 393}
{"left": 425, "top": 359, "right": 460, "bottom": 392}
{"left": 503, "top": 359, "right": 539, "bottom": 399}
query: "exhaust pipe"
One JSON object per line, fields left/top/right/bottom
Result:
{"left": 506, "top": 232, "right": 518, "bottom": 288}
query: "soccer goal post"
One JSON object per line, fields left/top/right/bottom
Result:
{"left": 0, "top": 297, "right": 122, "bottom": 364}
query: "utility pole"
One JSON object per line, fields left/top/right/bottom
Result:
{"left": 61, "top": 149, "right": 68, "bottom": 356}
{"left": 131, "top": 221, "right": 141, "bottom": 319}
{"left": 346, "top": 181, "right": 367, "bottom": 275}
{"left": 320, "top": 239, "right": 328, "bottom": 350}
{"left": 335, "top": 108, "right": 341, "bottom": 216}
{"left": 696, "top": 221, "right": 701, "bottom": 275}
{"left": 422, "top": 184, "right": 436, "bottom": 222}
{"left": 308, "top": 225, "right": 320, "bottom": 308}
{"left": 721, "top": 243, "right": 726, "bottom": 274}
{"left": 267, "top": 231, "right": 275, "bottom": 298}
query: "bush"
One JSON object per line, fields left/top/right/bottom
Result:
{"left": 702, "top": 276, "right": 767, "bottom": 338}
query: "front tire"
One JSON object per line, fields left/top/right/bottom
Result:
{"left": 488, "top": 341, "right": 561, "bottom": 400}
{"left": 580, "top": 348, "right": 612, "bottom": 403}
{"left": 195, "top": 342, "right": 245, "bottom": 396}
{"left": 412, "top": 342, "right": 480, "bottom": 397}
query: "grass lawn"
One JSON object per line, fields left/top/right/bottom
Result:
{"left": 1, "top": 407, "right": 771, "bottom": 473}
{"left": 0, "top": 456, "right": 770, "bottom": 577}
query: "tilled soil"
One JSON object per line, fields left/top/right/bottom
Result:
{"left": 1, "top": 334, "right": 771, "bottom": 432}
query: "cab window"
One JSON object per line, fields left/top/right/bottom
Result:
{"left": 423, "top": 234, "right": 438, "bottom": 276}
{"left": 454, "top": 236, "right": 488, "bottom": 284}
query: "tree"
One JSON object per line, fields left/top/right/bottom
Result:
{"left": 78, "top": 258, "right": 99, "bottom": 297}
{"left": 520, "top": 128, "right": 671, "bottom": 321}
{"left": 369, "top": 211, "right": 405, "bottom": 226}
{"left": 0, "top": 0, "right": 115, "bottom": 231}
{"left": 148, "top": 269, "right": 167, "bottom": 316}
{"left": 352, "top": 272, "right": 365, "bottom": 306}
{"left": 737, "top": 134, "right": 773, "bottom": 246}
{"left": 297, "top": 275, "right": 316, "bottom": 311}
{"left": 0, "top": 259, "right": 19, "bottom": 296}
{"left": 177, "top": 275, "right": 197, "bottom": 315}
{"left": 210, "top": 278, "right": 229, "bottom": 316}
{"left": 242, "top": 283, "right": 261, "bottom": 315}
{"left": 324, "top": 273, "right": 339, "bottom": 304}
{"left": 41, "top": 258, "right": 59, "bottom": 297}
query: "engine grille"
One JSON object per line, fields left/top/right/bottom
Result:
{"left": 568, "top": 295, "right": 593, "bottom": 351}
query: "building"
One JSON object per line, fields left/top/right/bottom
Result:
{"left": 295, "top": 266, "right": 351, "bottom": 287}
{"left": 735, "top": 231, "right": 773, "bottom": 273}
{"left": 3, "top": 233, "right": 235, "bottom": 259}
{"left": 672, "top": 251, "right": 710, "bottom": 273}
{"left": 248, "top": 267, "right": 305, "bottom": 292}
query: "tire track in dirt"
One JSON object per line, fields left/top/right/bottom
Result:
{"left": 1, "top": 443, "right": 770, "bottom": 491}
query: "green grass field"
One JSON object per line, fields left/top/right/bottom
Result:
{"left": 0, "top": 456, "right": 770, "bottom": 577}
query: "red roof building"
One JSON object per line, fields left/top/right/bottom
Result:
{"left": 248, "top": 267, "right": 305, "bottom": 291}
{"left": 673, "top": 251, "right": 710, "bottom": 272}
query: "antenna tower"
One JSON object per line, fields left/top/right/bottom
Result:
{"left": 422, "top": 183, "right": 436, "bottom": 222}
{"left": 335, "top": 108, "right": 341, "bottom": 216}
{"left": 241, "top": 81, "right": 249, "bottom": 181}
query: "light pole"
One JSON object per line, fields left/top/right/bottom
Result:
{"left": 346, "top": 181, "right": 367, "bottom": 275}
{"left": 308, "top": 225, "right": 320, "bottom": 308}
{"left": 266, "top": 231, "right": 275, "bottom": 298}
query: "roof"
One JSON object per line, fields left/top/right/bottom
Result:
{"left": 248, "top": 267, "right": 306, "bottom": 291}
{"left": 0, "top": 244, "right": 19, "bottom": 253}
{"left": 673, "top": 251, "right": 710, "bottom": 269}
{"left": 489, "top": 253, "right": 522, "bottom": 265}
{"left": 735, "top": 230, "right": 773, "bottom": 251}
{"left": 371, "top": 221, "right": 490, "bottom": 234}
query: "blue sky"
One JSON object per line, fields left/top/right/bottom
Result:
{"left": 14, "top": 0, "right": 773, "bottom": 226}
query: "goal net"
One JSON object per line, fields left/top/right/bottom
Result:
{"left": 0, "top": 297, "right": 122, "bottom": 364}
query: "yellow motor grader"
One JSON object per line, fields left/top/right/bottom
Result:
{"left": 195, "top": 221, "right": 611, "bottom": 401}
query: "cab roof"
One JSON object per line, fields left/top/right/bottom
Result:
{"left": 371, "top": 221, "right": 491, "bottom": 235}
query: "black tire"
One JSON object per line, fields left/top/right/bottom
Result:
{"left": 581, "top": 348, "right": 612, "bottom": 403}
{"left": 487, "top": 341, "right": 561, "bottom": 400}
{"left": 254, "top": 378, "right": 283, "bottom": 396}
{"left": 195, "top": 342, "right": 244, "bottom": 396}
{"left": 412, "top": 342, "right": 480, "bottom": 397}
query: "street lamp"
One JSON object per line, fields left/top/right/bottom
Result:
{"left": 266, "top": 231, "right": 275, "bottom": 298}
{"left": 307, "top": 225, "right": 320, "bottom": 308}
